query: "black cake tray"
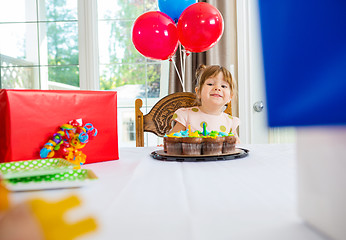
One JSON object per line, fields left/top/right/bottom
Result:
{"left": 151, "top": 148, "right": 249, "bottom": 162}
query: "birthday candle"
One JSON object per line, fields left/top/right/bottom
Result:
{"left": 188, "top": 125, "right": 192, "bottom": 136}
{"left": 203, "top": 122, "right": 206, "bottom": 136}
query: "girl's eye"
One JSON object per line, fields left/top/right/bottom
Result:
{"left": 221, "top": 85, "right": 228, "bottom": 88}
{"left": 206, "top": 83, "right": 213, "bottom": 86}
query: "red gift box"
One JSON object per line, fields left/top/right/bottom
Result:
{"left": 0, "top": 89, "right": 119, "bottom": 164}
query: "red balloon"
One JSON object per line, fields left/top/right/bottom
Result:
{"left": 132, "top": 11, "right": 179, "bottom": 60}
{"left": 177, "top": 2, "right": 224, "bottom": 53}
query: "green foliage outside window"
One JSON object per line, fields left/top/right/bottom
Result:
{"left": 46, "top": 0, "right": 79, "bottom": 87}
{"left": 98, "top": 0, "right": 161, "bottom": 97}
{"left": 45, "top": 0, "right": 161, "bottom": 97}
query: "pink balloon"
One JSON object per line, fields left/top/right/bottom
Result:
{"left": 132, "top": 11, "right": 179, "bottom": 60}
{"left": 177, "top": 2, "right": 224, "bottom": 53}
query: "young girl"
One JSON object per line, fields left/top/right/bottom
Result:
{"left": 170, "top": 64, "right": 240, "bottom": 142}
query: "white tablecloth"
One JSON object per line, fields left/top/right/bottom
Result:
{"left": 11, "top": 144, "right": 330, "bottom": 240}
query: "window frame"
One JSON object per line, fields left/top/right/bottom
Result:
{"left": 78, "top": 0, "right": 100, "bottom": 90}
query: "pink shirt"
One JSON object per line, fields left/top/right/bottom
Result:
{"left": 173, "top": 106, "right": 240, "bottom": 136}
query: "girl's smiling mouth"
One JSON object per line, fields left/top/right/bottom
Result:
{"left": 210, "top": 93, "right": 222, "bottom": 98}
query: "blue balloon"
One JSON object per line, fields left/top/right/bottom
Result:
{"left": 158, "top": 0, "right": 197, "bottom": 23}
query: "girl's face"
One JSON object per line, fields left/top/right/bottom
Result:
{"left": 196, "top": 72, "right": 232, "bottom": 109}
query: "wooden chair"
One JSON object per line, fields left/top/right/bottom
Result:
{"left": 135, "top": 92, "right": 232, "bottom": 147}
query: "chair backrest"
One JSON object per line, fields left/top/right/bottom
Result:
{"left": 135, "top": 92, "right": 232, "bottom": 147}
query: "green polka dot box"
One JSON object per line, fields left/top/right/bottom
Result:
{"left": 0, "top": 158, "right": 97, "bottom": 191}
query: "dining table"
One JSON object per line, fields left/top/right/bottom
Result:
{"left": 9, "top": 144, "right": 331, "bottom": 240}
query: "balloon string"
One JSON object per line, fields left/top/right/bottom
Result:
{"left": 182, "top": 48, "right": 186, "bottom": 90}
{"left": 179, "top": 43, "right": 185, "bottom": 92}
{"left": 181, "top": 45, "right": 186, "bottom": 92}
{"left": 171, "top": 58, "right": 185, "bottom": 92}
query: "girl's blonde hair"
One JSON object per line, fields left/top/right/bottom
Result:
{"left": 195, "top": 64, "right": 236, "bottom": 104}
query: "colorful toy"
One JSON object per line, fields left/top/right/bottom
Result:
{"left": 40, "top": 119, "right": 98, "bottom": 168}
{"left": 0, "top": 178, "right": 9, "bottom": 211}
{"left": 28, "top": 195, "right": 97, "bottom": 240}
{"left": 0, "top": 189, "right": 97, "bottom": 240}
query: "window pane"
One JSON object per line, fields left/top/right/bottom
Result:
{"left": 117, "top": 107, "right": 136, "bottom": 147}
{"left": 38, "top": 0, "right": 78, "bottom": 21}
{"left": 98, "top": 20, "right": 144, "bottom": 64}
{"left": 98, "top": 0, "right": 145, "bottom": 20}
{"left": 144, "top": 0, "right": 158, "bottom": 11}
{"left": 147, "top": 63, "right": 161, "bottom": 98}
{"left": 100, "top": 63, "right": 146, "bottom": 102}
{"left": 0, "top": 66, "right": 39, "bottom": 89}
{"left": 40, "top": 65, "right": 79, "bottom": 87}
{"left": 0, "top": 23, "right": 39, "bottom": 66}
{"left": 40, "top": 22, "right": 79, "bottom": 66}
{"left": 0, "top": 0, "right": 37, "bottom": 22}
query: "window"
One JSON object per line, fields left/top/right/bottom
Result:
{"left": 0, "top": 0, "right": 167, "bottom": 147}
{"left": 0, "top": 0, "right": 79, "bottom": 90}
{"left": 96, "top": 0, "right": 168, "bottom": 147}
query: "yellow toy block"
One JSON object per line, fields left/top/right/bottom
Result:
{"left": 28, "top": 195, "right": 97, "bottom": 240}
{"left": 0, "top": 180, "right": 10, "bottom": 211}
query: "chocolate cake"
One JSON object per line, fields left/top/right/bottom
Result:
{"left": 223, "top": 135, "right": 237, "bottom": 153}
{"left": 202, "top": 137, "right": 224, "bottom": 155}
{"left": 164, "top": 130, "right": 237, "bottom": 156}
{"left": 164, "top": 136, "right": 182, "bottom": 155}
{"left": 182, "top": 137, "right": 203, "bottom": 155}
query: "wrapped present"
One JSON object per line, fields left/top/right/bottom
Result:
{"left": 0, "top": 89, "right": 119, "bottom": 164}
